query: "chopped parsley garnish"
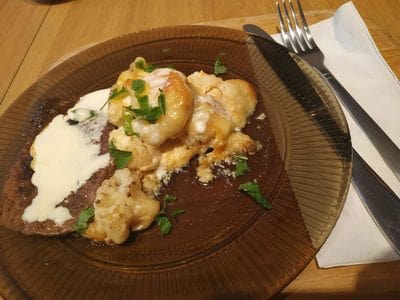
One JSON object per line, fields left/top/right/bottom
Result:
{"left": 137, "top": 95, "right": 150, "bottom": 110}
{"left": 132, "top": 79, "right": 146, "bottom": 97}
{"left": 239, "top": 181, "right": 272, "bottom": 209}
{"left": 89, "top": 110, "right": 97, "bottom": 118}
{"left": 123, "top": 113, "right": 139, "bottom": 136}
{"left": 144, "top": 64, "right": 156, "bottom": 73}
{"left": 158, "top": 89, "right": 166, "bottom": 115}
{"left": 126, "top": 80, "right": 165, "bottom": 124}
{"left": 73, "top": 206, "right": 95, "bottom": 234}
{"left": 99, "top": 100, "right": 108, "bottom": 111}
{"left": 135, "top": 59, "right": 146, "bottom": 70}
{"left": 68, "top": 108, "right": 98, "bottom": 123}
{"left": 214, "top": 54, "right": 227, "bottom": 75}
{"left": 135, "top": 59, "right": 156, "bottom": 73}
{"left": 234, "top": 155, "right": 249, "bottom": 176}
{"left": 108, "top": 141, "right": 132, "bottom": 169}
{"left": 144, "top": 106, "right": 163, "bottom": 123}
{"left": 171, "top": 208, "right": 185, "bottom": 217}
{"left": 126, "top": 94, "right": 165, "bottom": 124}
{"left": 163, "top": 194, "right": 177, "bottom": 203}
{"left": 155, "top": 214, "right": 172, "bottom": 236}
{"left": 109, "top": 86, "right": 128, "bottom": 100}
{"left": 155, "top": 194, "right": 185, "bottom": 236}
{"left": 99, "top": 87, "right": 129, "bottom": 110}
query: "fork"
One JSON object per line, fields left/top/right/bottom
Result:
{"left": 274, "top": 0, "right": 400, "bottom": 253}
{"left": 276, "top": 0, "right": 400, "bottom": 182}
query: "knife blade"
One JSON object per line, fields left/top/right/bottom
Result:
{"left": 244, "top": 24, "right": 400, "bottom": 182}
{"left": 244, "top": 24, "right": 400, "bottom": 254}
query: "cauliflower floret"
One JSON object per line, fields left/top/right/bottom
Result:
{"left": 131, "top": 71, "right": 194, "bottom": 146}
{"left": 197, "top": 132, "right": 258, "bottom": 183}
{"left": 109, "top": 127, "right": 161, "bottom": 171}
{"left": 85, "top": 169, "right": 160, "bottom": 244}
{"left": 210, "top": 79, "right": 257, "bottom": 129}
{"left": 186, "top": 96, "right": 234, "bottom": 148}
{"left": 187, "top": 103, "right": 234, "bottom": 151}
{"left": 187, "top": 71, "right": 223, "bottom": 94}
{"left": 188, "top": 72, "right": 257, "bottom": 129}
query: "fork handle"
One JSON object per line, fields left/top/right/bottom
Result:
{"left": 319, "top": 70, "right": 400, "bottom": 181}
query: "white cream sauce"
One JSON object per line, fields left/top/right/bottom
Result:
{"left": 22, "top": 89, "right": 111, "bottom": 225}
{"left": 192, "top": 106, "right": 209, "bottom": 134}
{"left": 142, "top": 68, "right": 184, "bottom": 106}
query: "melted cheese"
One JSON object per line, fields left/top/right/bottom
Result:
{"left": 91, "top": 62, "right": 259, "bottom": 245}
{"left": 22, "top": 89, "right": 110, "bottom": 225}
{"left": 85, "top": 168, "right": 160, "bottom": 244}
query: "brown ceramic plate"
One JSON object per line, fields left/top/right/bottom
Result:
{"left": 0, "top": 26, "right": 351, "bottom": 299}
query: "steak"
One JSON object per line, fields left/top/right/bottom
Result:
{"left": 0, "top": 97, "right": 115, "bottom": 236}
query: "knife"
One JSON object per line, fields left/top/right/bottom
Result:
{"left": 243, "top": 24, "right": 400, "bottom": 183}
{"left": 244, "top": 24, "right": 400, "bottom": 254}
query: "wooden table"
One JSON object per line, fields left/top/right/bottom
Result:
{"left": 0, "top": 0, "right": 399, "bottom": 298}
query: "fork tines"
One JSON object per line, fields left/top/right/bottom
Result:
{"left": 276, "top": 0, "right": 316, "bottom": 53}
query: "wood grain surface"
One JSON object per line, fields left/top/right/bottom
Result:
{"left": 0, "top": 0, "right": 399, "bottom": 298}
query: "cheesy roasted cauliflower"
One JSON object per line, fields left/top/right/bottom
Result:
{"left": 85, "top": 168, "right": 160, "bottom": 244}
{"left": 86, "top": 58, "right": 259, "bottom": 245}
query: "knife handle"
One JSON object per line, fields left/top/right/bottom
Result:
{"left": 321, "top": 71, "right": 400, "bottom": 181}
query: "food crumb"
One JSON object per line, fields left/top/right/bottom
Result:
{"left": 256, "top": 113, "right": 266, "bottom": 120}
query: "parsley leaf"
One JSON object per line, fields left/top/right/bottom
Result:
{"left": 145, "top": 107, "right": 163, "bottom": 123}
{"left": 144, "top": 64, "right": 156, "bottom": 73}
{"left": 135, "top": 59, "right": 156, "bottom": 73}
{"left": 89, "top": 110, "right": 97, "bottom": 118}
{"left": 137, "top": 95, "right": 150, "bottom": 110}
{"left": 101, "top": 87, "right": 129, "bottom": 111}
{"left": 163, "top": 194, "right": 176, "bottom": 203}
{"left": 126, "top": 96, "right": 148, "bottom": 116}
{"left": 132, "top": 79, "right": 146, "bottom": 97}
{"left": 123, "top": 113, "right": 139, "bottom": 136}
{"left": 135, "top": 59, "right": 145, "bottom": 70}
{"left": 109, "top": 141, "right": 132, "bottom": 169}
{"left": 99, "top": 100, "right": 108, "bottom": 111}
{"left": 109, "top": 87, "right": 128, "bottom": 100}
{"left": 234, "top": 155, "right": 249, "bottom": 176}
{"left": 68, "top": 108, "right": 98, "bottom": 123}
{"left": 171, "top": 208, "right": 185, "bottom": 217}
{"left": 127, "top": 95, "right": 163, "bottom": 124}
{"left": 73, "top": 206, "right": 95, "bottom": 234}
{"left": 155, "top": 214, "right": 172, "bottom": 236}
{"left": 239, "top": 182, "right": 272, "bottom": 209}
{"left": 158, "top": 89, "right": 166, "bottom": 115}
{"left": 214, "top": 55, "right": 227, "bottom": 75}
{"left": 155, "top": 194, "right": 185, "bottom": 236}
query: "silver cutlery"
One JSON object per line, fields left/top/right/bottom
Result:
{"left": 243, "top": 2, "right": 400, "bottom": 253}
{"left": 276, "top": 0, "right": 400, "bottom": 182}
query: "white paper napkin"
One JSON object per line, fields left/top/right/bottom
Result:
{"left": 273, "top": 1, "right": 400, "bottom": 267}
